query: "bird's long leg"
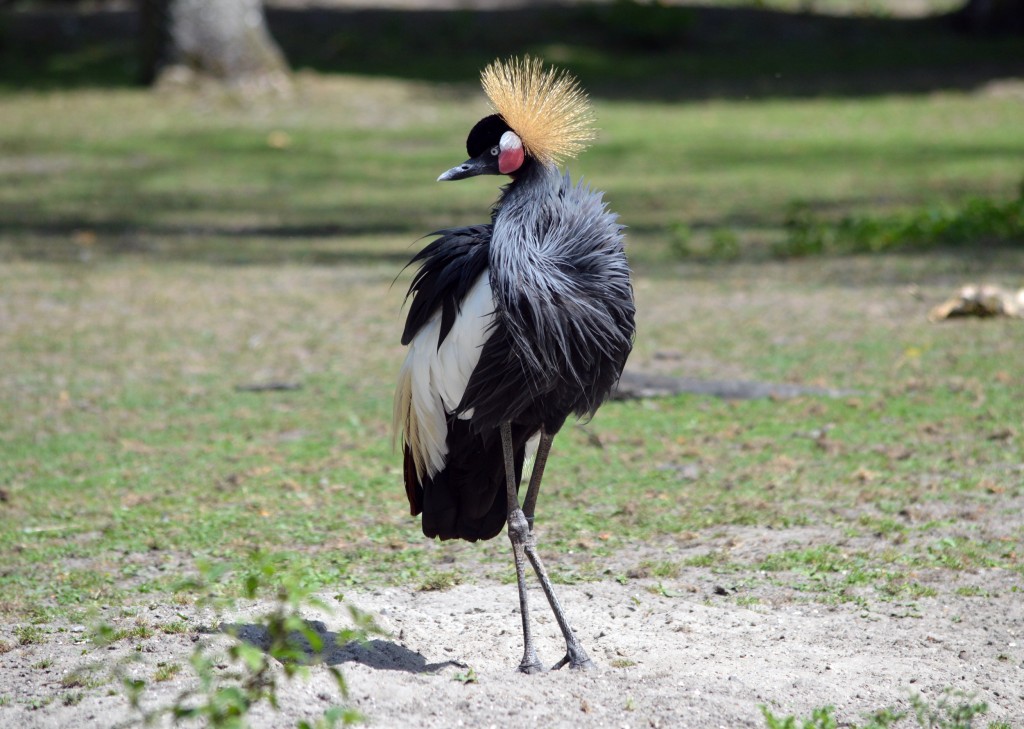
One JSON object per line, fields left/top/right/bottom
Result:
{"left": 516, "top": 429, "right": 595, "bottom": 672}
{"left": 522, "top": 543, "right": 594, "bottom": 671}
{"left": 501, "top": 421, "right": 544, "bottom": 674}
{"left": 521, "top": 430, "right": 553, "bottom": 532}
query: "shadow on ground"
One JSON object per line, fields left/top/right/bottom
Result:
{"left": 223, "top": 621, "right": 465, "bottom": 674}
{"left": 0, "top": 215, "right": 419, "bottom": 266}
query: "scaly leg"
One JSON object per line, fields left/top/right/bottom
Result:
{"left": 501, "top": 422, "right": 543, "bottom": 674}
{"left": 521, "top": 431, "right": 553, "bottom": 532}
{"left": 524, "top": 542, "right": 594, "bottom": 671}
{"left": 504, "top": 424, "right": 595, "bottom": 672}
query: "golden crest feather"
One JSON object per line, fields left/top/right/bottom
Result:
{"left": 480, "top": 56, "right": 596, "bottom": 167}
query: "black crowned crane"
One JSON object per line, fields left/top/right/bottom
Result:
{"left": 393, "top": 56, "right": 635, "bottom": 673}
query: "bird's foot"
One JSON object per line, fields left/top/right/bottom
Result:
{"left": 518, "top": 656, "right": 545, "bottom": 674}
{"left": 551, "top": 646, "right": 596, "bottom": 672}
{"left": 517, "top": 644, "right": 544, "bottom": 674}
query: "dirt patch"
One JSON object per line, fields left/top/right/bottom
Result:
{"left": 2, "top": 541, "right": 1021, "bottom": 728}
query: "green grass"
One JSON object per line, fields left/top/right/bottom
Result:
{"left": 159, "top": 620, "right": 191, "bottom": 635}
{"left": 416, "top": 570, "right": 463, "bottom": 592}
{"left": 153, "top": 662, "right": 181, "bottom": 682}
{"left": 15, "top": 625, "right": 46, "bottom": 646}
{"left": 0, "top": 58, "right": 1022, "bottom": 621}
{"left": 775, "top": 192, "right": 1024, "bottom": 257}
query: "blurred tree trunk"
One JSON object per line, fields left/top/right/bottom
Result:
{"left": 952, "top": 0, "right": 1024, "bottom": 33}
{"left": 138, "top": 0, "right": 290, "bottom": 92}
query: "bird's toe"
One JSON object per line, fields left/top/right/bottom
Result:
{"left": 518, "top": 658, "right": 545, "bottom": 675}
{"left": 552, "top": 651, "right": 596, "bottom": 672}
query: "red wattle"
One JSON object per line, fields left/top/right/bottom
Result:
{"left": 499, "top": 147, "right": 525, "bottom": 174}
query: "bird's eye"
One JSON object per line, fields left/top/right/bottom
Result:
{"left": 490, "top": 146, "right": 499, "bottom": 156}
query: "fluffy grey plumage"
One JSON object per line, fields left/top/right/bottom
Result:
{"left": 396, "top": 159, "right": 635, "bottom": 542}
{"left": 460, "top": 162, "right": 634, "bottom": 435}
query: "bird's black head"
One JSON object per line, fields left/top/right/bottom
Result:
{"left": 437, "top": 114, "right": 528, "bottom": 182}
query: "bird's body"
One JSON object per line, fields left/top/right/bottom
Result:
{"left": 393, "top": 56, "right": 635, "bottom": 672}
{"left": 396, "top": 163, "right": 634, "bottom": 541}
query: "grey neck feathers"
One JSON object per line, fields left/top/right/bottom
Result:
{"left": 487, "top": 163, "right": 630, "bottom": 383}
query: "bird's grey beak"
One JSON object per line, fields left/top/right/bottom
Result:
{"left": 437, "top": 156, "right": 492, "bottom": 182}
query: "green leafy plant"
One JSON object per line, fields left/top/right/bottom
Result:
{"left": 776, "top": 186, "right": 1024, "bottom": 257}
{"left": 761, "top": 704, "right": 838, "bottom": 729}
{"left": 119, "top": 552, "right": 379, "bottom": 728}
{"left": 761, "top": 690, "right": 993, "bottom": 729}
{"left": 906, "top": 691, "right": 989, "bottom": 729}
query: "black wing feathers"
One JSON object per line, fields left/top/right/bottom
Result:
{"left": 401, "top": 225, "right": 492, "bottom": 347}
{"left": 400, "top": 224, "right": 512, "bottom": 542}
{"left": 414, "top": 421, "right": 533, "bottom": 542}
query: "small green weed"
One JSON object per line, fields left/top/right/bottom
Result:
{"left": 32, "top": 658, "right": 54, "bottom": 669}
{"left": 92, "top": 619, "right": 154, "bottom": 646}
{"left": 15, "top": 625, "right": 45, "bottom": 646}
{"left": 761, "top": 704, "right": 838, "bottom": 729}
{"left": 24, "top": 696, "right": 54, "bottom": 710}
{"left": 758, "top": 545, "right": 850, "bottom": 574}
{"left": 647, "top": 582, "right": 686, "bottom": 598}
{"left": 417, "top": 571, "right": 462, "bottom": 592}
{"left": 59, "top": 671, "right": 102, "bottom": 690}
{"left": 452, "top": 666, "right": 478, "bottom": 684}
{"left": 153, "top": 662, "right": 181, "bottom": 682}
{"left": 682, "top": 551, "right": 729, "bottom": 568}
{"left": 878, "top": 577, "right": 938, "bottom": 600}
{"left": 644, "top": 561, "right": 682, "bottom": 579}
{"left": 160, "top": 620, "right": 191, "bottom": 635}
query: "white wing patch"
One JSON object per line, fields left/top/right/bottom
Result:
{"left": 393, "top": 273, "right": 495, "bottom": 480}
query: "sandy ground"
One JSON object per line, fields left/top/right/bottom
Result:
{"left": 3, "top": 529, "right": 1022, "bottom": 729}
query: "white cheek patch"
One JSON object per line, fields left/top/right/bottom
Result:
{"left": 499, "top": 131, "right": 523, "bottom": 152}
{"left": 498, "top": 131, "right": 525, "bottom": 174}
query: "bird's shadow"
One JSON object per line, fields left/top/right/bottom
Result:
{"left": 220, "top": 621, "right": 466, "bottom": 675}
